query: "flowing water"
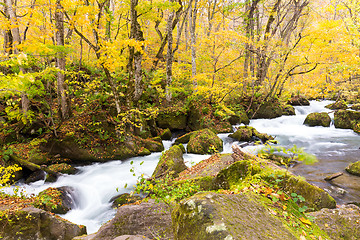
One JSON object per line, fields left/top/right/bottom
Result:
{"left": 3, "top": 100, "right": 360, "bottom": 233}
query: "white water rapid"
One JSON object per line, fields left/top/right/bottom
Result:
{"left": 3, "top": 100, "right": 360, "bottom": 234}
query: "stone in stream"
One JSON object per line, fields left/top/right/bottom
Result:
{"left": 303, "top": 112, "right": 331, "bottom": 127}
{"left": 326, "top": 100, "right": 348, "bottom": 110}
{"left": 187, "top": 128, "right": 223, "bottom": 155}
{"left": 287, "top": 96, "right": 310, "bottom": 106}
{"left": 0, "top": 206, "right": 86, "bottom": 239}
{"left": 345, "top": 161, "right": 360, "bottom": 176}
{"left": 334, "top": 109, "right": 360, "bottom": 133}
{"left": 228, "top": 126, "right": 274, "bottom": 143}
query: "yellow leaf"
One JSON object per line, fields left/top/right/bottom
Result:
{"left": 300, "top": 217, "right": 312, "bottom": 226}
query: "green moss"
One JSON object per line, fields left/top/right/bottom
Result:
{"left": 157, "top": 108, "right": 188, "bottom": 130}
{"left": 47, "top": 163, "right": 75, "bottom": 174}
{"left": 326, "top": 100, "right": 348, "bottom": 110}
{"left": 346, "top": 161, "right": 360, "bottom": 176}
{"left": 334, "top": 109, "right": 360, "bottom": 130}
{"left": 152, "top": 145, "right": 187, "bottom": 179}
{"left": 303, "top": 112, "right": 331, "bottom": 127}
{"left": 229, "top": 126, "right": 274, "bottom": 143}
{"left": 175, "top": 132, "right": 194, "bottom": 144}
{"left": 160, "top": 128, "right": 172, "bottom": 140}
{"left": 282, "top": 105, "right": 296, "bottom": 116}
{"left": 187, "top": 129, "right": 223, "bottom": 154}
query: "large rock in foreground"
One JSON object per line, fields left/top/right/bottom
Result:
{"left": 187, "top": 129, "right": 223, "bottom": 154}
{"left": 83, "top": 200, "right": 173, "bottom": 240}
{"left": 309, "top": 204, "right": 360, "bottom": 240}
{"left": 303, "top": 112, "right": 331, "bottom": 127}
{"left": 172, "top": 192, "right": 298, "bottom": 240}
{"left": 0, "top": 206, "right": 86, "bottom": 240}
{"left": 152, "top": 145, "right": 187, "bottom": 179}
{"left": 346, "top": 161, "right": 360, "bottom": 176}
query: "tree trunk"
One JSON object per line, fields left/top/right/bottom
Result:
{"left": 4, "top": 0, "right": 21, "bottom": 54}
{"left": 165, "top": 8, "right": 175, "bottom": 103}
{"left": 55, "top": 0, "right": 71, "bottom": 120}
{"left": 189, "top": 0, "right": 198, "bottom": 87}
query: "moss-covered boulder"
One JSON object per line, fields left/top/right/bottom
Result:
{"left": 252, "top": 100, "right": 283, "bottom": 119}
{"left": 159, "top": 128, "right": 172, "bottom": 140}
{"left": 174, "top": 132, "right": 194, "bottom": 144}
{"left": 48, "top": 163, "right": 76, "bottom": 174}
{"left": 228, "top": 126, "right": 274, "bottom": 143}
{"left": 282, "top": 105, "right": 296, "bottom": 116}
{"left": 0, "top": 206, "right": 86, "bottom": 239}
{"left": 156, "top": 108, "right": 188, "bottom": 130}
{"left": 111, "top": 193, "right": 142, "bottom": 208}
{"left": 228, "top": 111, "right": 250, "bottom": 125}
{"left": 86, "top": 200, "right": 173, "bottom": 240}
{"left": 152, "top": 145, "right": 187, "bottom": 179}
{"left": 187, "top": 129, "right": 223, "bottom": 154}
{"left": 351, "top": 103, "right": 360, "bottom": 110}
{"left": 303, "top": 112, "right": 331, "bottom": 127}
{"left": 345, "top": 161, "right": 360, "bottom": 176}
{"left": 35, "top": 187, "right": 76, "bottom": 214}
{"left": 172, "top": 192, "right": 298, "bottom": 240}
{"left": 308, "top": 204, "right": 360, "bottom": 240}
{"left": 287, "top": 96, "right": 310, "bottom": 106}
{"left": 141, "top": 138, "right": 164, "bottom": 152}
{"left": 326, "top": 100, "right": 348, "bottom": 110}
{"left": 334, "top": 109, "right": 360, "bottom": 131}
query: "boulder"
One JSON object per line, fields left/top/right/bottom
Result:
{"left": 141, "top": 138, "right": 164, "bottom": 152}
{"left": 159, "top": 128, "right": 172, "bottom": 140}
{"left": 228, "top": 126, "right": 274, "bottom": 143}
{"left": 174, "top": 132, "right": 194, "bottom": 144}
{"left": 187, "top": 129, "right": 223, "bottom": 154}
{"left": 85, "top": 200, "right": 173, "bottom": 240}
{"left": 326, "top": 100, "right": 348, "bottom": 110}
{"left": 252, "top": 101, "right": 283, "bottom": 119}
{"left": 228, "top": 110, "right": 250, "bottom": 125}
{"left": 282, "top": 105, "right": 296, "bottom": 116}
{"left": 351, "top": 104, "right": 360, "bottom": 110}
{"left": 308, "top": 204, "right": 360, "bottom": 240}
{"left": 112, "top": 236, "right": 151, "bottom": 240}
{"left": 334, "top": 109, "right": 360, "bottom": 131}
{"left": 0, "top": 206, "right": 86, "bottom": 240}
{"left": 345, "top": 161, "right": 360, "bottom": 176}
{"left": 152, "top": 145, "right": 187, "bottom": 179}
{"left": 303, "top": 112, "right": 331, "bottom": 127}
{"left": 48, "top": 163, "right": 76, "bottom": 174}
{"left": 25, "top": 170, "right": 45, "bottom": 183}
{"left": 111, "top": 193, "right": 142, "bottom": 208}
{"left": 172, "top": 192, "right": 298, "bottom": 240}
{"left": 157, "top": 108, "right": 188, "bottom": 130}
{"left": 35, "top": 186, "right": 77, "bottom": 214}
{"left": 287, "top": 96, "right": 310, "bottom": 106}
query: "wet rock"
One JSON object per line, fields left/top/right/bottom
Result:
{"left": 334, "top": 109, "right": 360, "bottom": 131}
{"left": 36, "top": 187, "right": 77, "bottom": 214}
{"left": 229, "top": 126, "right": 274, "bottom": 143}
{"left": 345, "top": 161, "right": 360, "bottom": 176}
{"left": 174, "top": 131, "right": 194, "bottom": 144}
{"left": 159, "top": 128, "right": 172, "bottom": 140}
{"left": 252, "top": 100, "right": 283, "bottom": 119}
{"left": 303, "top": 112, "right": 331, "bottom": 127}
{"left": 187, "top": 129, "right": 223, "bottom": 154}
{"left": 287, "top": 96, "right": 310, "bottom": 106}
{"left": 0, "top": 206, "right": 86, "bottom": 239}
{"left": 157, "top": 108, "right": 188, "bottom": 130}
{"left": 152, "top": 145, "right": 187, "bottom": 179}
{"left": 326, "top": 100, "right": 348, "bottom": 110}
{"left": 172, "top": 192, "right": 298, "bottom": 240}
{"left": 308, "top": 204, "right": 360, "bottom": 240}
{"left": 25, "top": 170, "right": 45, "bottom": 183}
{"left": 112, "top": 236, "right": 151, "bottom": 240}
{"left": 228, "top": 111, "right": 250, "bottom": 125}
{"left": 282, "top": 105, "right": 296, "bottom": 115}
{"left": 141, "top": 138, "right": 164, "bottom": 152}
{"left": 137, "top": 148, "right": 151, "bottom": 156}
{"left": 86, "top": 199, "right": 173, "bottom": 240}
{"left": 111, "top": 193, "right": 142, "bottom": 208}
{"left": 48, "top": 163, "right": 76, "bottom": 174}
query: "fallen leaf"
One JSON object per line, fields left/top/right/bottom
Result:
{"left": 300, "top": 217, "right": 312, "bottom": 226}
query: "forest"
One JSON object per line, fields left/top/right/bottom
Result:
{"left": 1, "top": 0, "right": 360, "bottom": 239}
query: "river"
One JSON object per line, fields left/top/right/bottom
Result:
{"left": 3, "top": 100, "right": 360, "bottom": 234}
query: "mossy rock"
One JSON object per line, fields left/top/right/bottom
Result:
{"left": 278, "top": 175, "right": 336, "bottom": 211}
{"left": 138, "top": 148, "right": 151, "bottom": 156}
{"left": 309, "top": 204, "right": 360, "bottom": 240}
{"left": 345, "top": 161, "right": 360, "bottom": 176}
{"left": 0, "top": 206, "right": 86, "bottom": 240}
{"left": 228, "top": 126, "right": 274, "bottom": 143}
{"left": 159, "top": 128, "right": 172, "bottom": 140}
{"left": 172, "top": 192, "right": 299, "bottom": 240}
{"left": 351, "top": 103, "right": 360, "bottom": 110}
{"left": 303, "top": 112, "right": 331, "bottom": 127}
{"left": 111, "top": 193, "right": 142, "bottom": 208}
{"left": 228, "top": 110, "right": 250, "bottom": 125}
{"left": 47, "top": 163, "right": 76, "bottom": 174}
{"left": 282, "top": 105, "right": 296, "bottom": 116}
{"left": 326, "top": 100, "right": 348, "bottom": 110}
{"left": 252, "top": 101, "right": 283, "bottom": 119}
{"left": 156, "top": 108, "right": 188, "bottom": 130}
{"left": 174, "top": 132, "right": 194, "bottom": 144}
{"left": 141, "top": 138, "right": 164, "bottom": 152}
{"left": 187, "top": 103, "right": 203, "bottom": 131}
{"left": 152, "top": 145, "right": 187, "bottom": 179}
{"left": 35, "top": 187, "right": 76, "bottom": 214}
{"left": 287, "top": 96, "right": 310, "bottom": 106}
{"left": 187, "top": 129, "right": 223, "bottom": 155}
{"left": 334, "top": 109, "right": 360, "bottom": 130}
{"left": 212, "top": 160, "right": 262, "bottom": 190}
{"left": 213, "top": 120, "right": 233, "bottom": 133}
